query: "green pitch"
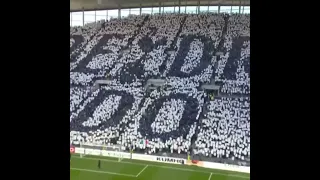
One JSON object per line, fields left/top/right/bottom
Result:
{"left": 70, "top": 154, "right": 249, "bottom": 180}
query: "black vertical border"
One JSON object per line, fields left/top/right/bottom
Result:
{"left": 251, "top": 1, "right": 314, "bottom": 180}
{"left": 0, "top": 0, "right": 70, "bottom": 179}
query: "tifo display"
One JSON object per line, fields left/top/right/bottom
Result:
{"left": 70, "top": 12, "right": 250, "bottom": 180}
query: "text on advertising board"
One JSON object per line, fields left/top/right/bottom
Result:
{"left": 156, "top": 157, "right": 185, "bottom": 164}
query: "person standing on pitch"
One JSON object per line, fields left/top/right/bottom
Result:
{"left": 98, "top": 159, "right": 101, "bottom": 169}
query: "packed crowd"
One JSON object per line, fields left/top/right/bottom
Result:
{"left": 214, "top": 14, "right": 250, "bottom": 95}
{"left": 70, "top": 81, "right": 144, "bottom": 145}
{"left": 70, "top": 13, "right": 250, "bottom": 164}
{"left": 194, "top": 97, "right": 250, "bottom": 161}
{"left": 70, "top": 21, "right": 104, "bottom": 61}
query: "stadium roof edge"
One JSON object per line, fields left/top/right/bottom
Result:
{"left": 71, "top": 0, "right": 250, "bottom": 12}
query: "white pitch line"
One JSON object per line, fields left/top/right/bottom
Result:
{"left": 136, "top": 165, "right": 148, "bottom": 177}
{"left": 208, "top": 173, "right": 213, "bottom": 180}
{"left": 70, "top": 167, "right": 136, "bottom": 177}
{"left": 72, "top": 156, "right": 249, "bottom": 179}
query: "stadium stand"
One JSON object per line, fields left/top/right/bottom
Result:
{"left": 70, "top": 12, "right": 250, "bottom": 166}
